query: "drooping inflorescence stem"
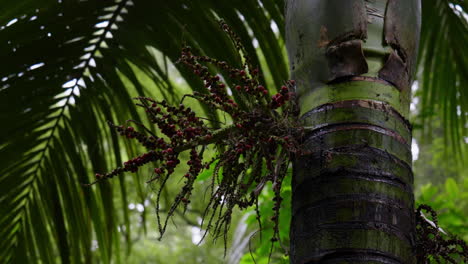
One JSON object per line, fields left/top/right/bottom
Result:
{"left": 90, "top": 21, "right": 303, "bottom": 248}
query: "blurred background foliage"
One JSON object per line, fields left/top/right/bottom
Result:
{"left": 0, "top": 0, "right": 466, "bottom": 263}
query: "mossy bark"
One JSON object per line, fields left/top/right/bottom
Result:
{"left": 286, "top": 0, "right": 421, "bottom": 263}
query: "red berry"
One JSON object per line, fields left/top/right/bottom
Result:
{"left": 273, "top": 93, "right": 284, "bottom": 102}
{"left": 165, "top": 148, "right": 173, "bottom": 154}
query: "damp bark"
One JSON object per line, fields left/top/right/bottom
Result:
{"left": 286, "top": 0, "right": 421, "bottom": 263}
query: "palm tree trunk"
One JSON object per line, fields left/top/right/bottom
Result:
{"left": 286, "top": 0, "right": 421, "bottom": 263}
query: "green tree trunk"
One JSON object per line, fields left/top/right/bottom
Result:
{"left": 286, "top": 0, "right": 421, "bottom": 263}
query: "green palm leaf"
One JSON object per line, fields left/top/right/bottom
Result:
{"left": 418, "top": 0, "right": 468, "bottom": 160}
{"left": 0, "top": 0, "right": 286, "bottom": 263}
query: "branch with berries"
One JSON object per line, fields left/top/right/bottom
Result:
{"left": 89, "top": 21, "right": 303, "bottom": 248}
{"left": 415, "top": 204, "right": 468, "bottom": 263}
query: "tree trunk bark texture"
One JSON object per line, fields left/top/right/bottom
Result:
{"left": 286, "top": 0, "right": 421, "bottom": 263}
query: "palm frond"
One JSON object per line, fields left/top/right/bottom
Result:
{"left": 418, "top": 0, "right": 468, "bottom": 160}
{"left": 0, "top": 0, "right": 286, "bottom": 263}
